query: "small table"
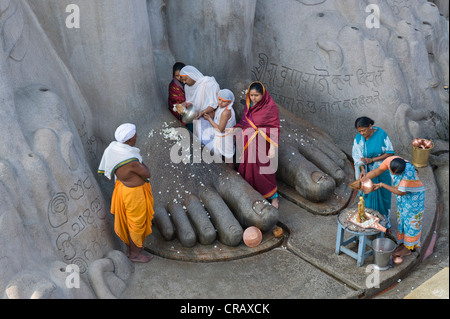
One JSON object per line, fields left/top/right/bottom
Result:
{"left": 335, "top": 208, "right": 386, "bottom": 267}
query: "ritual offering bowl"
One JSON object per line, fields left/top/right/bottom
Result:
{"left": 181, "top": 103, "right": 198, "bottom": 124}
{"left": 348, "top": 211, "right": 387, "bottom": 233}
{"left": 243, "top": 226, "right": 262, "bottom": 248}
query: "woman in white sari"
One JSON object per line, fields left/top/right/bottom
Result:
{"left": 177, "top": 65, "right": 220, "bottom": 148}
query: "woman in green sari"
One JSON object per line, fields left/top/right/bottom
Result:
{"left": 352, "top": 117, "right": 395, "bottom": 231}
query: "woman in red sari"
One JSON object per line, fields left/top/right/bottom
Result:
{"left": 168, "top": 62, "right": 191, "bottom": 129}
{"left": 234, "top": 81, "right": 280, "bottom": 208}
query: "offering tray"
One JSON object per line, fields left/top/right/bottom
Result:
{"left": 337, "top": 208, "right": 387, "bottom": 235}
{"left": 348, "top": 209, "right": 386, "bottom": 233}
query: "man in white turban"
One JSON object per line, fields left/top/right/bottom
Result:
{"left": 98, "top": 123, "right": 155, "bottom": 263}
{"left": 176, "top": 65, "right": 220, "bottom": 148}
{"left": 114, "top": 123, "right": 136, "bottom": 143}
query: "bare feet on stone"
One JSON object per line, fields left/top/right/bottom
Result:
{"left": 392, "top": 244, "right": 412, "bottom": 264}
{"left": 271, "top": 197, "right": 279, "bottom": 209}
{"left": 393, "top": 244, "right": 412, "bottom": 257}
{"left": 129, "top": 252, "right": 154, "bottom": 263}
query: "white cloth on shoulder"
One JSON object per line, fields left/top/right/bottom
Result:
{"left": 97, "top": 141, "right": 143, "bottom": 180}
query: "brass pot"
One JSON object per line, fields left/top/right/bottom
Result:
{"left": 412, "top": 139, "right": 433, "bottom": 167}
{"left": 181, "top": 103, "right": 199, "bottom": 124}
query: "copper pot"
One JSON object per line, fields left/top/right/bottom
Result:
{"left": 412, "top": 138, "right": 422, "bottom": 148}
{"left": 243, "top": 226, "right": 262, "bottom": 248}
{"left": 361, "top": 178, "right": 375, "bottom": 194}
{"left": 423, "top": 139, "right": 433, "bottom": 149}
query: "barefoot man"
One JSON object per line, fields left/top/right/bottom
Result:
{"left": 98, "top": 123, "right": 154, "bottom": 263}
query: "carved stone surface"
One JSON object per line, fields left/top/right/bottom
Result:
{"left": 252, "top": 0, "right": 448, "bottom": 156}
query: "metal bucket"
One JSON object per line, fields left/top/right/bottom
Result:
{"left": 372, "top": 238, "right": 396, "bottom": 270}
{"left": 412, "top": 141, "right": 433, "bottom": 168}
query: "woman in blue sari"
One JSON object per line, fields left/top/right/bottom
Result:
{"left": 367, "top": 156, "right": 425, "bottom": 264}
{"left": 352, "top": 117, "right": 395, "bottom": 230}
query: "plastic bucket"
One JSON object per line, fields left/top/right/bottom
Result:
{"left": 412, "top": 141, "right": 433, "bottom": 168}
{"left": 372, "top": 238, "right": 396, "bottom": 270}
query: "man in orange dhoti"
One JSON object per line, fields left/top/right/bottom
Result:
{"left": 98, "top": 123, "right": 155, "bottom": 263}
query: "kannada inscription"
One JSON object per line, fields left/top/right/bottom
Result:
{"left": 48, "top": 173, "right": 109, "bottom": 273}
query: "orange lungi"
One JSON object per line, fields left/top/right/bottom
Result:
{"left": 110, "top": 180, "right": 154, "bottom": 248}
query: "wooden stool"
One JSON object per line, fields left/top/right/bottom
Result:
{"left": 335, "top": 208, "right": 386, "bottom": 267}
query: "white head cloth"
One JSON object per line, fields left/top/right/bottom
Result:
{"left": 218, "top": 89, "right": 235, "bottom": 110}
{"left": 180, "top": 65, "right": 204, "bottom": 82}
{"left": 115, "top": 123, "right": 136, "bottom": 143}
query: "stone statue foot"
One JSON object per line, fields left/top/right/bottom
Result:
{"left": 139, "top": 120, "right": 282, "bottom": 261}
{"left": 138, "top": 108, "right": 354, "bottom": 261}
{"left": 276, "top": 106, "right": 354, "bottom": 215}
{"left": 88, "top": 250, "right": 134, "bottom": 298}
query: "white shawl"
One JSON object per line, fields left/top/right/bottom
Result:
{"left": 180, "top": 66, "right": 220, "bottom": 145}
{"left": 97, "top": 141, "right": 143, "bottom": 180}
{"left": 181, "top": 66, "right": 219, "bottom": 113}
